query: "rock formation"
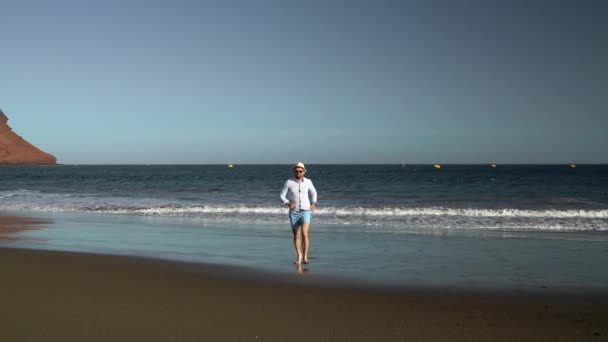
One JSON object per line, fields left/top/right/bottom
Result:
{"left": 0, "top": 109, "right": 57, "bottom": 165}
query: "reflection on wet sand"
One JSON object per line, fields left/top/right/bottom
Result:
{"left": 295, "top": 263, "right": 311, "bottom": 276}
{"left": 0, "top": 214, "right": 51, "bottom": 242}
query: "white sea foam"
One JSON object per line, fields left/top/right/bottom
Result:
{"left": 1, "top": 194, "right": 607, "bottom": 219}
{"left": 69, "top": 205, "right": 608, "bottom": 219}
{"left": 318, "top": 207, "right": 608, "bottom": 219}
{"left": 2, "top": 190, "right": 607, "bottom": 231}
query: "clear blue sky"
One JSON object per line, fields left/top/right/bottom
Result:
{"left": 1, "top": 0, "right": 606, "bottom": 164}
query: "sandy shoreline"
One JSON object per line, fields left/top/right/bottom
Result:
{"left": 0, "top": 214, "right": 50, "bottom": 241}
{"left": 1, "top": 247, "right": 607, "bottom": 341}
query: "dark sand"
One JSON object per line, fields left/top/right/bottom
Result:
{"left": 1, "top": 248, "right": 607, "bottom": 341}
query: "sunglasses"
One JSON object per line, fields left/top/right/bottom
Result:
{"left": 294, "top": 169, "right": 305, "bottom": 173}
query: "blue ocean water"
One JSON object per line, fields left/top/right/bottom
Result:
{"left": 1, "top": 164, "right": 608, "bottom": 291}
{"left": 1, "top": 164, "right": 607, "bottom": 231}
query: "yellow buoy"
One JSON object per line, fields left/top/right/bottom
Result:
{"left": 228, "top": 164, "right": 234, "bottom": 168}
{"left": 569, "top": 164, "right": 576, "bottom": 168}
{"left": 491, "top": 164, "right": 497, "bottom": 168}
{"left": 433, "top": 164, "right": 441, "bottom": 169}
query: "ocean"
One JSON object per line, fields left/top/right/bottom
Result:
{"left": 1, "top": 164, "right": 608, "bottom": 291}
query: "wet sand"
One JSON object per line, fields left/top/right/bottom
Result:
{"left": 0, "top": 214, "right": 49, "bottom": 241}
{"left": 1, "top": 247, "right": 607, "bottom": 341}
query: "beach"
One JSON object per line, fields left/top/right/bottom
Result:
{"left": 1, "top": 247, "right": 607, "bottom": 341}
{"left": 1, "top": 165, "right": 607, "bottom": 340}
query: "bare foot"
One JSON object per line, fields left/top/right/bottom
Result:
{"left": 294, "top": 256, "right": 303, "bottom": 265}
{"left": 303, "top": 258, "right": 309, "bottom": 264}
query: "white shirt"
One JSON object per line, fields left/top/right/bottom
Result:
{"left": 280, "top": 177, "right": 318, "bottom": 211}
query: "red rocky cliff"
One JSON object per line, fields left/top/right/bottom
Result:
{"left": 0, "top": 109, "right": 57, "bottom": 165}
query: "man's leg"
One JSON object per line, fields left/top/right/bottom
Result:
{"left": 293, "top": 226, "right": 303, "bottom": 264}
{"left": 301, "top": 222, "right": 310, "bottom": 264}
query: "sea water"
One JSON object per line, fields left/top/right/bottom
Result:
{"left": 1, "top": 165, "right": 607, "bottom": 291}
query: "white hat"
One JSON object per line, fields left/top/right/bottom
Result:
{"left": 293, "top": 162, "right": 306, "bottom": 171}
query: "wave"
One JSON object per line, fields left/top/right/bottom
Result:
{"left": 2, "top": 201, "right": 608, "bottom": 219}
{"left": 327, "top": 207, "right": 608, "bottom": 219}
{"left": 94, "top": 206, "right": 608, "bottom": 231}
{"left": 2, "top": 190, "right": 607, "bottom": 231}
{"left": 76, "top": 206, "right": 608, "bottom": 219}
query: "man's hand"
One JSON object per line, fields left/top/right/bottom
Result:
{"left": 310, "top": 204, "right": 316, "bottom": 212}
{"left": 287, "top": 201, "right": 296, "bottom": 209}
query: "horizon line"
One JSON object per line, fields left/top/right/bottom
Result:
{"left": 7, "top": 162, "right": 606, "bottom": 166}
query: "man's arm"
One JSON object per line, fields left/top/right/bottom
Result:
{"left": 308, "top": 180, "right": 318, "bottom": 210}
{"left": 280, "top": 180, "right": 290, "bottom": 206}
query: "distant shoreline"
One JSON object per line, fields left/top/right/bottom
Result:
{"left": 2, "top": 163, "right": 606, "bottom": 166}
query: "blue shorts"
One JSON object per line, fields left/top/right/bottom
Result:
{"left": 289, "top": 210, "right": 312, "bottom": 229}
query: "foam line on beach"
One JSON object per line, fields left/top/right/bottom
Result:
{"left": 3, "top": 203, "right": 608, "bottom": 219}
{"left": 2, "top": 189, "right": 608, "bottom": 231}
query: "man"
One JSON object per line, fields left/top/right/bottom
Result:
{"left": 280, "top": 162, "right": 317, "bottom": 265}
